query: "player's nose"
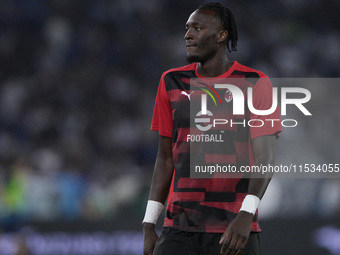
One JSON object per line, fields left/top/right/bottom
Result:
{"left": 184, "top": 28, "right": 194, "bottom": 40}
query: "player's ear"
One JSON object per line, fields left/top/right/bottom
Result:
{"left": 217, "top": 30, "right": 228, "bottom": 43}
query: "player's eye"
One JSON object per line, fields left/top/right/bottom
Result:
{"left": 195, "top": 27, "right": 202, "bottom": 31}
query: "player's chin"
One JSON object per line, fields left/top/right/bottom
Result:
{"left": 186, "top": 54, "right": 200, "bottom": 63}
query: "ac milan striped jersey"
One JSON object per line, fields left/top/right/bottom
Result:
{"left": 151, "top": 61, "right": 281, "bottom": 233}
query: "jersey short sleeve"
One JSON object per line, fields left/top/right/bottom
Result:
{"left": 151, "top": 73, "right": 173, "bottom": 137}
{"left": 249, "top": 77, "right": 282, "bottom": 139}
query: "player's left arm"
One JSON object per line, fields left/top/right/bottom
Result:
{"left": 248, "top": 134, "right": 276, "bottom": 197}
{"left": 220, "top": 135, "right": 276, "bottom": 255}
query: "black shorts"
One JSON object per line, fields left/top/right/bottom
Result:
{"left": 153, "top": 228, "right": 261, "bottom": 255}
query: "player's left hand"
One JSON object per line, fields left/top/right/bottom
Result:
{"left": 219, "top": 211, "right": 253, "bottom": 255}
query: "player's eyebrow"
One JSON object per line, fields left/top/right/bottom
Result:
{"left": 185, "top": 22, "right": 202, "bottom": 28}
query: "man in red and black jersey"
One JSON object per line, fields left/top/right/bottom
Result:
{"left": 143, "top": 2, "right": 281, "bottom": 255}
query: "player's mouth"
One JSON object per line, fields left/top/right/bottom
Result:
{"left": 186, "top": 44, "right": 197, "bottom": 48}
{"left": 186, "top": 44, "right": 197, "bottom": 51}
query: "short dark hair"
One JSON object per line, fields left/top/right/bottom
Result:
{"left": 198, "top": 2, "right": 238, "bottom": 52}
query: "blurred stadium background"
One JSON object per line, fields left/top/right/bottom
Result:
{"left": 0, "top": 0, "right": 339, "bottom": 254}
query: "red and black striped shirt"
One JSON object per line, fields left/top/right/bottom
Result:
{"left": 151, "top": 61, "right": 281, "bottom": 233}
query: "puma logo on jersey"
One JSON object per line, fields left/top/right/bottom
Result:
{"left": 181, "top": 91, "right": 194, "bottom": 101}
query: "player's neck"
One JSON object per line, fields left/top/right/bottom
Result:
{"left": 196, "top": 54, "right": 232, "bottom": 78}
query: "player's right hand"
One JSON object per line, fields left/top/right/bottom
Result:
{"left": 143, "top": 222, "right": 158, "bottom": 255}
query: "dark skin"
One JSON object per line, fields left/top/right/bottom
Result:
{"left": 185, "top": 9, "right": 231, "bottom": 77}
{"left": 143, "top": 136, "right": 174, "bottom": 255}
{"left": 219, "top": 136, "right": 275, "bottom": 255}
{"left": 143, "top": 9, "right": 277, "bottom": 255}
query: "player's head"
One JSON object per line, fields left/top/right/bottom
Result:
{"left": 185, "top": 2, "right": 238, "bottom": 63}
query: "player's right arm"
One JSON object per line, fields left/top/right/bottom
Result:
{"left": 143, "top": 135, "right": 174, "bottom": 255}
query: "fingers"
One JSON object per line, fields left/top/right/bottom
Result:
{"left": 233, "top": 236, "right": 246, "bottom": 251}
{"left": 221, "top": 247, "right": 243, "bottom": 255}
{"left": 230, "top": 249, "right": 238, "bottom": 255}
{"left": 220, "top": 241, "right": 227, "bottom": 254}
{"left": 229, "top": 237, "right": 241, "bottom": 255}
{"left": 220, "top": 231, "right": 231, "bottom": 254}
{"left": 220, "top": 243, "right": 227, "bottom": 254}
{"left": 221, "top": 248, "right": 237, "bottom": 255}
{"left": 220, "top": 234, "right": 248, "bottom": 255}
{"left": 220, "top": 235, "right": 233, "bottom": 255}
{"left": 236, "top": 249, "right": 244, "bottom": 255}
{"left": 219, "top": 232, "right": 226, "bottom": 244}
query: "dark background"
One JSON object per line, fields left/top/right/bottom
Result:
{"left": 0, "top": 0, "right": 339, "bottom": 254}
